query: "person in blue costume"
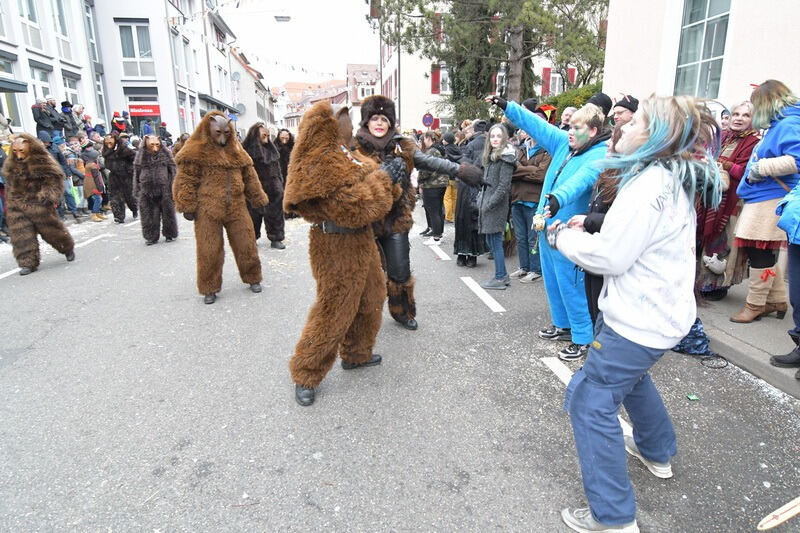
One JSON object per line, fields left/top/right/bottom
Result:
{"left": 487, "top": 94, "right": 611, "bottom": 361}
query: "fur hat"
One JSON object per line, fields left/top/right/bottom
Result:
{"left": 522, "top": 98, "right": 539, "bottom": 112}
{"left": 61, "top": 101, "right": 73, "bottom": 109}
{"left": 614, "top": 95, "right": 638, "bottom": 113}
{"left": 587, "top": 92, "right": 613, "bottom": 117}
{"left": 360, "top": 95, "right": 396, "bottom": 128}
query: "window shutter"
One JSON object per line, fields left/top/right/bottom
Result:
{"left": 491, "top": 73, "right": 497, "bottom": 93}
{"left": 432, "top": 118, "right": 440, "bottom": 129}
{"left": 431, "top": 65, "right": 441, "bottom": 94}
{"left": 541, "top": 67, "right": 551, "bottom": 96}
{"left": 434, "top": 13, "right": 443, "bottom": 41}
{"left": 568, "top": 67, "right": 576, "bottom": 84}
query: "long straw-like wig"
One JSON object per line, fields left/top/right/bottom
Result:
{"left": 599, "top": 95, "right": 722, "bottom": 208}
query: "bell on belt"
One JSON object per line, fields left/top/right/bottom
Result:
{"left": 532, "top": 213, "right": 546, "bottom": 231}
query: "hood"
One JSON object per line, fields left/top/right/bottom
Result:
{"left": 574, "top": 128, "right": 612, "bottom": 157}
{"left": 174, "top": 110, "right": 252, "bottom": 168}
{"left": 774, "top": 104, "right": 800, "bottom": 124}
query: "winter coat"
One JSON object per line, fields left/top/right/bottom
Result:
{"left": 94, "top": 124, "right": 107, "bottom": 137}
{"left": 584, "top": 169, "right": 620, "bottom": 234}
{"left": 1, "top": 134, "right": 65, "bottom": 207}
{"left": 141, "top": 122, "right": 154, "bottom": 136}
{"left": 418, "top": 145, "right": 450, "bottom": 189}
{"left": 32, "top": 106, "right": 56, "bottom": 132}
{"left": 477, "top": 146, "right": 516, "bottom": 234}
{"left": 511, "top": 142, "right": 550, "bottom": 204}
{"left": 133, "top": 146, "right": 177, "bottom": 197}
{"left": 62, "top": 111, "right": 81, "bottom": 138}
{"left": 444, "top": 143, "right": 462, "bottom": 163}
{"left": 83, "top": 163, "right": 104, "bottom": 198}
{"left": 173, "top": 111, "right": 268, "bottom": 221}
{"left": 462, "top": 133, "right": 486, "bottom": 168}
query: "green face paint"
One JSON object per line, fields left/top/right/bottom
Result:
{"left": 574, "top": 126, "right": 590, "bottom": 147}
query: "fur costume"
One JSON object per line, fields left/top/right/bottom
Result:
{"left": 2, "top": 134, "right": 75, "bottom": 268}
{"left": 283, "top": 101, "right": 401, "bottom": 388}
{"left": 133, "top": 136, "right": 178, "bottom": 243}
{"left": 102, "top": 137, "right": 138, "bottom": 222}
{"left": 242, "top": 124, "right": 286, "bottom": 243}
{"left": 173, "top": 111, "right": 269, "bottom": 295}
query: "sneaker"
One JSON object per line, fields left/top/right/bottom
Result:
{"left": 539, "top": 325, "right": 571, "bottom": 341}
{"left": 509, "top": 268, "right": 528, "bottom": 279}
{"left": 419, "top": 227, "right": 432, "bottom": 236}
{"left": 624, "top": 435, "right": 673, "bottom": 479}
{"left": 558, "top": 343, "right": 590, "bottom": 361}
{"left": 422, "top": 236, "right": 442, "bottom": 246}
{"left": 519, "top": 271, "right": 542, "bottom": 283}
{"left": 480, "top": 278, "right": 507, "bottom": 290}
{"left": 561, "top": 507, "right": 639, "bottom": 533}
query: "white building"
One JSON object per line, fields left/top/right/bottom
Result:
{"left": 0, "top": 0, "right": 108, "bottom": 134}
{"left": 230, "top": 47, "right": 274, "bottom": 138}
{"left": 603, "top": 0, "right": 800, "bottom": 110}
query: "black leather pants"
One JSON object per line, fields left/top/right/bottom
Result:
{"left": 377, "top": 231, "right": 411, "bottom": 283}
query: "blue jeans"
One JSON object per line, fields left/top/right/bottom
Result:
{"left": 90, "top": 194, "right": 102, "bottom": 213}
{"left": 788, "top": 243, "right": 800, "bottom": 339}
{"left": 484, "top": 232, "right": 507, "bottom": 279}
{"left": 564, "top": 316, "right": 676, "bottom": 525}
{"left": 511, "top": 202, "right": 541, "bottom": 274}
{"left": 63, "top": 179, "right": 77, "bottom": 213}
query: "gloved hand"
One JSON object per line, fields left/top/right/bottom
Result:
{"left": 381, "top": 156, "right": 407, "bottom": 184}
{"left": 543, "top": 194, "right": 560, "bottom": 218}
{"left": 484, "top": 95, "right": 508, "bottom": 110}
{"left": 183, "top": 212, "right": 195, "bottom": 221}
{"left": 546, "top": 220, "right": 565, "bottom": 248}
{"left": 747, "top": 161, "right": 765, "bottom": 183}
{"left": 456, "top": 162, "right": 484, "bottom": 186}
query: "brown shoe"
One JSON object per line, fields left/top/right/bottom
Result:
{"left": 730, "top": 303, "right": 765, "bottom": 323}
{"left": 763, "top": 302, "right": 788, "bottom": 319}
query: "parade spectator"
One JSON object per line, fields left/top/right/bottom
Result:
{"left": 111, "top": 112, "right": 128, "bottom": 134}
{"left": 612, "top": 94, "right": 638, "bottom": 126}
{"left": 462, "top": 119, "right": 487, "bottom": 166}
{"left": 93, "top": 119, "right": 107, "bottom": 137}
{"left": 559, "top": 107, "right": 576, "bottom": 131}
{"left": 489, "top": 95, "right": 611, "bottom": 360}
{"left": 696, "top": 101, "right": 760, "bottom": 301}
{"left": 61, "top": 101, "right": 81, "bottom": 138}
{"left": 46, "top": 96, "right": 65, "bottom": 137}
{"left": 121, "top": 110, "right": 134, "bottom": 132}
{"left": 38, "top": 131, "right": 83, "bottom": 223}
{"left": 141, "top": 118, "right": 154, "bottom": 136}
{"left": 81, "top": 149, "right": 106, "bottom": 221}
{"left": 720, "top": 108, "right": 731, "bottom": 131}
{"left": 730, "top": 80, "right": 799, "bottom": 323}
{"left": 32, "top": 99, "right": 57, "bottom": 136}
{"left": 550, "top": 94, "right": 722, "bottom": 533}
{"left": 454, "top": 120, "right": 490, "bottom": 267}
{"left": 441, "top": 131, "right": 460, "bottom": 223}
{"left": 0, "top": 143, "right": 7, "bottom": 242}
{"left": 64, "top": 137, "right": 88, "bottom": 214}
{"left": 418, "top": 130, "right": 449, "bottom": 245}
{"left": 587, "top": 92, "right": 613, "bottom": 119}
{"left": 159, "top": 122, "right": 173, "bottom": 146}
{"left": 477, "top": 124, "right": 515, "bottom": 289}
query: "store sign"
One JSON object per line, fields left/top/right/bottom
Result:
{"left": 129, "top": 104, "right": 161, "bottom": 116}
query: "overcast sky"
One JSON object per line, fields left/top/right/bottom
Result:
{"left": 220, "top": 0, "right": 380, "bottom": 85}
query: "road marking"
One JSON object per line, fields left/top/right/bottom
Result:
{"left": 125, "top": 220, "right": 139, "bottom": 227}
{"left": 460, "top": 276, "right": 506, "bottom": 312}
{"left": 540, "top": 357, "right": 633, "bottom": 436}
{"left": 0, "top": 268, "right": 21, "bottom": 280}
{"left": 429, "top": 244, "right": 451, "bottom": 261}
{"left": 75, "top": 233, "right": 112, "bottom": 248}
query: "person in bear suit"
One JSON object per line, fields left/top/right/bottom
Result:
{"left": 133, "top": 135, "right": 178, "bottom": 245}
{"left": 242, "top": 123, "right": 287, "bottom": 249}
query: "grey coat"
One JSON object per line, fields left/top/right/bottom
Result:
{"left": 477, "top": 147, "right": 516, "bottom": 234}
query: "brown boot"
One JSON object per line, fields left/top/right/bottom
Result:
{"left": 764, "top": 265, "right": 788, "bottom": 319}
{"left": 730, "top": 267, "right": 772, "bottom": 323}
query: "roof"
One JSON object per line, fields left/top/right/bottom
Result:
{"left": 346, "top": 64, "right": 379, "bottom": 84}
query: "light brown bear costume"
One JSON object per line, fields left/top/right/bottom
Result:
{"left": 172, "top": 111, "right": 269, "bottom": 302}
{"left": 2, "top": 134, "right": 75, "bottom": 274}
{"left": 283, "top": 101, "right": 405, "bottom": 406}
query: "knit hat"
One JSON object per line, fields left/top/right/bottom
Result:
{"left": 472, "top": 119, "right": 488, "bottom": 133}
{"left": 35, "top": 98, "right": 45, "bottom": 104}
{"left": 52, "top": 135, "right": 66, "bottom": 145}
{"left": 161, "top": 121, "right": 167, "bottom": 127}
{"left": 522, "top": 98, "right": 539, "bottom": 112}
{"left": 587, "top": 92, "right": 613, "bottom": 117}
{"left": 359, "top": 95, "right": 396, "bottom": 128}
{"left": 113, "top": 111, "right": 121, "bottom": 117}
{"left": 37, "top": 131, "right": 52, "bottom": 143}
{"left": 122, "top": 111, "right": 130, "bottom": 118}
{"left": 44, "top": 95, "right": 54, "bottom": 101}
{"left": 443, "top": 132, "right": 456, "bottom": 144}
{"left": 614, "top": 95, "right": 638, "bottom": 113}
{"left": 81, "top": 149, "right": 100, "bottom": 163}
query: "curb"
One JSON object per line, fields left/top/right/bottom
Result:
{"left": 704, "top": 324, "right": 800, "bottom": 400}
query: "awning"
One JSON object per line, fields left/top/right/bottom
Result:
{"left": 0, "top": 78, "right": 28, "bottom": 93}
{"left": 199, "top": 93, "right": 237, "bottom": 114}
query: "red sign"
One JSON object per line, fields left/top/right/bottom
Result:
{"left": 129, "top": 104, "right": 161, "bottom": 116}
{"left": 422, "top": 113, "right": 434, "bottom": 127}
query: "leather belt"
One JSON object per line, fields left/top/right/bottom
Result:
{"left": 319, "top": 220, "right": 366, "bottom": 234}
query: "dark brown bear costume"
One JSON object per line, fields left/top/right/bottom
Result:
{"left": 241, "top": 123, "right": 286, "bottom": 247}
{"left": 133, "top": 135, "right": 178, "bottom": 245}
{"left": 283, "top": 101, "right": 403, "bottom": 406}
{"left": 173, "top": 111, "right": 269, "bottom": 302}
{"left": 102, "top": 135, "right": 138, "bottom": 223}
{"left": 2, "top": 134, "right": 75, "bottom": 274}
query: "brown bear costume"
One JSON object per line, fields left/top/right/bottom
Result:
{"left": 133, "top": 135, "right": 178, "bottom": 245}
{"left": 283, "top": 101, "right": 405, "bottom": 406}
{"left": 102, "top": 135, "right": 138, "bottom": 223}
{"left": 2, "top": 134, "right": 75, "bottom": 274}
{"left": 242, "top": 123, "right": 286, "bottom": 248}
{"left": 173, "top": 111, "right": 269, "bottom": 303}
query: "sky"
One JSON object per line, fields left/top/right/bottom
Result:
{"left": 219, "top": 0, "right": 380, "bottom": 86}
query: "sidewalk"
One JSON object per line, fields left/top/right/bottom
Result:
{"left": 698, "top": 280, "right": 800, "bottom": 399}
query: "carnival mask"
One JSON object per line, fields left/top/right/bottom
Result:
{"left": 11, "top": 138, "right": 30, "bottom": 161}
{"left": 145, "top": 135, "right": 162, "bottom": 153}
{"left": 209, "top": 116, "right": 232, "bottom": 146}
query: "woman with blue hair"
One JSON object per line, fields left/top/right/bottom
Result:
{"left": 546, "top": 95, "right": 722, "bottom": 532}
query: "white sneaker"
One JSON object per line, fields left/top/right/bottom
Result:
{"left": 509, "top": 268, "right": 528, "bottom": 279}
{"left": 561, "top": 508, "right": 639, "bottom": 532}
{"left": 422, "top": 237, "right": 442, "bottom": 246}
{"left": 519, "top": 271, "right": 542, "bottom": 283}
{"left": 624, "top": 435, "right": 673, "bottom": 479}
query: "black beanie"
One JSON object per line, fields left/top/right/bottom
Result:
{"left": 587, "top": 92, "right": 613, "bottom": 117}
{"left": 614, "top": 95, "right": 639, "bottom": 113}
{"left": 360, "top": 95, "right": 396, "bottom": 128}
{"left": 472, "top": 119, "right": 488, "bottom": 133}
{"left": 443, "top": 132, "right": 456, "bottom": 144}
{"left": 522, "top": 98, "right": 539, "bottom": 112}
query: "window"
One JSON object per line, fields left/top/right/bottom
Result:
{"left": 18, "top": 0, "right": 43, "bottom": 49}
{"left": 183, "top": 39, "right": 192, "bottom": 86}
{"left": 51, "top": 0, "right": 72, "bottom": 60}
{"left": 439, "top": 65, "right": 451, "bottom": 94}
{"left": 63, "top": 75, "right": 79, "bottom": 104}
{"left": 94, "top": 73, "right": 106, "bottom": 122}
{"left": 549, "top": 72, "right": 564, "bottom": 96}
{"left": 214, "top": 25, "right": 226, "bottom": 53}
{"left": 674, "top": 0, "right": 730, "bottom": 98}
{"left": 0, "top": 1, "right": 8, "bottom": 38}
{"left": 0, "top": 60, "right": 21, "bottom": 126}
{"left": 193, "top": 49, "right": 199, "bottom": 74}
{"left": 178, "top": 91, "right": 187, "bottom": 133}
{"left": 29, "top": 66, "right": 51, "bottom": 100}
{"left": 84, "top": 4, "right": 99, "bottom": 62}
{"left": 170, "top": 31, "right": 184, "bottom": 84}
{"left": 119, "top": 24, "right": 155, "bottom": 77}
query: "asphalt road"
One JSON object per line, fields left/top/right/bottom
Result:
{"left": 1, "top": 205, "right": 798, "bottom": 532}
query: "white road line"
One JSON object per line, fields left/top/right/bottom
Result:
{"left": 0, "top": 268, "right": 21, "bottom": 280}
{"left": 429, "top": 244, "right": 451, "bottom": 261}
{"left": 540, "top": 357, "right": 633, "bottom": 436}
{"left": 124, "top": 220, "right": 140, "bottom": 227}
{"left": 75, "top": 233, "right": 112, "bottom": 248}
{"left": 460, "top": 276, "right": 506, "bottom": 313}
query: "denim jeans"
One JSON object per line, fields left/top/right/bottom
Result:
{"left": 788, "top": 243, "right": 800, "bottom": 339}
{"left": 511, "top": 202, "right": 541, "bottom": 274}
{"left": 90, "top": 194, "right": 103, "bottom": 213}
{"left": 63, "top": 179, "right": 77, "bottom": 213}
{"left": 484, "top": 232, "right": 507, "bottom": 279}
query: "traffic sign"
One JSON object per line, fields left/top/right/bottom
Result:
{"left": 422, "top": 113, "right": 434, "bottom": 127}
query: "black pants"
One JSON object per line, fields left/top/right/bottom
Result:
{"left": 377, "top": 231, "right": 410, "bottom": 283}
{"left": 745, "top": 246, "right": 777, "bottom": 268}
{"left": 421, "top": 187, "right": 446, "bottom": 238}
{"left": 585, "top": 272, "right": 603, "bottom": 325}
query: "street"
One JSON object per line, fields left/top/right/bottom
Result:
{"left": 1, "top": 205, "right": 799, "bottom": 532}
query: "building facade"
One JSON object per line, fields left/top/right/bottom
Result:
{"left": 0, "top": 0, "right": 108, "bottom": 134}
{"left": 230, "top": 47, "right": 275, "bottom": 138}
{"left": 603, "top": 0, "right": 800, "bottom": 109}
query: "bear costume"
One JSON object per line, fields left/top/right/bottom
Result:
{"left": 102, "top": 135, "right": 138, "bottom": 223}
{"left": 173, "top": 111, "right": 269, "bottom": 304}
{"left": 283, "top": 101, "right": 406, "bottom": 406}
{"left": 2, "top": 134, "right": 75, "bottom": 274}
{"left": 133, "top": 135, "right": 179, "bottom": 245}
{"left": 241, "top": 123, "right": 286, "bottom": 248}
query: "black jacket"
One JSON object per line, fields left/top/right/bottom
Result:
{"left": 462, "top": 133, "right": 486, "bottom": 168}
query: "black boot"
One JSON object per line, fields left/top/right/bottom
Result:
{"left": 204, "top": 293, "right": 216, "bottom": 304}
{"left": 270, "top": 241, "right": 286, "bottom": 250}
{"left": 295, "top": 385, "right": 315, "bottom": 406}
{"left": 19, "top": 266, "right": 37, "bottom": 276}
{"left": 250, "top": 283, "right": 262, "bottom": 293}
{"left": 456, "top": 254, "right": 467, "bottom": 267}
{"left": 341, "top": 354, "right": 382, "bottom": 370}
{"left": 65, "top": 251, "right": 75, "bottom": 262}
{"left": 465, "top": 255, "right": 477, "bottom": 268}
{"left": 771, "top": 338, "right": 800, "bottom": 367}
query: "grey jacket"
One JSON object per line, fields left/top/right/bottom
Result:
{"left": 477, "top": 147, "right": 516, "bottom": 234}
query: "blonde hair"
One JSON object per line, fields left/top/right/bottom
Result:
{"left": 752, "top": 80, "right": 798, "bottom": 129}
{"left": 730, "top": 101, "right": 754, "bottom": 115}
{"left": 570, "top": 103, "right": 606, "bottom": 132}
{"left": 481, "top": 124, "right": 510, "bottom": 166}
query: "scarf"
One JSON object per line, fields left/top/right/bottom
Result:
{"left": 355, "top": 126, "right": 397, "bottom": 157}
